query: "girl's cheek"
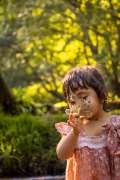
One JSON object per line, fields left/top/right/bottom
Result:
{"left": 87, "top": 97, "right": 98, "bottom": 110}
{"left": 83, "top": 97, "right": 92, "bottom": 108}
{"left": 89, "top": 101, "right": 100, "bottom": 116}
{"left": 80, "top": 97, "right": 94, "bottom": 117}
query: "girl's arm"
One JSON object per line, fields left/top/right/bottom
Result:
{"left": 56, "top": 113, "right": 88, "bottom": 160}
{"left": 56, "top": 129, "right": 79, "bottom": 160}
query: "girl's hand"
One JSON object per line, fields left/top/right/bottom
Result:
{"left": 67, "top": 113, "right": 89, "bottom": 136}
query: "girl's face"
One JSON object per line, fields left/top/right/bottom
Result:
{"left": 68, "top": 87, "right": 103, "bottom": 120}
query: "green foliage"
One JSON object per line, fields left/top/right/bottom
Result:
{"left": 112, "top": 109, "right": 120, "bottom": 115}
{"left": 0, "top": 0, "right": 119, "bottom": 103}
{"left": 12, "top": 84, "right": 66, "bottom": 114}
{"left": 0, "top": 112, "right": 66, "bottom": 177}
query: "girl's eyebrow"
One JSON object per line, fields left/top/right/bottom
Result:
{"left": 76, "top": 90, "right": 88, "bottom": 95}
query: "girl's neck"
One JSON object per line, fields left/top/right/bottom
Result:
{"left": 83, "top": 111, "right": 111, "bottom": 136}
{"left": 87, "top": 110, "right": 111, "bottom": 126}
{"left": 90, "top": 104, "right": 106, "bottom": 119}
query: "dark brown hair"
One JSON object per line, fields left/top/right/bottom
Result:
{"left": 62, "top": 65, "right": 108, "bottom": 111}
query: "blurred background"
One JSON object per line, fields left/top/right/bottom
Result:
{"left": 0, "top": 0, "right": 119, "bottom": 178}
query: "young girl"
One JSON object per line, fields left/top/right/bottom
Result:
{"left": 55, "top": 65, "right": 120, "bottom": 180}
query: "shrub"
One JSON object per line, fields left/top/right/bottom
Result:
{"left": 0, "top": 112, "right": 66, "bottom": 177}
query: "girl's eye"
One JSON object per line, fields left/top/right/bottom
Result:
{"left": 81, "top": 96, "right": 88, "bottom": 100}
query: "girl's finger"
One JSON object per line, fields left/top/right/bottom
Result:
{"left": 69, "top": 114, "right": 74, "bottom": 123}
{"left": 68, "top": 121, "right": 74, "bottom": 127}
{"left": 75, "top": 117, "right": 80, "bottom": 124}
{"left": 69, "top": 121, "right": 79, "bottom": 129}
{"left": 72, "top": 112, "right": 79, "bottom": 118}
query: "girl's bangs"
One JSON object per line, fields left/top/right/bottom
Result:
{"left": 67, "top": 76, "right": 88, "bottom": 99}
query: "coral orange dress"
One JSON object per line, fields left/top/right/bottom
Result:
{"left": 55, "top": 115, "right": 120, "bottom": 180}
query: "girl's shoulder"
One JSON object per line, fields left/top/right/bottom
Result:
{"left": 103, "top": 114, "right": 120, "bottom": 156}
{"left": 107, "top": 114, "right": 120, "bottom": 128}
{"left": 102, "top": 114, "right": 120, "bottom": 133}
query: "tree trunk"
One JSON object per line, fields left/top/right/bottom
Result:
{"left": 0, "top": 73, "right": 20, "bottom": 115}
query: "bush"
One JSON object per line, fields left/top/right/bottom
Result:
{"left": 0, "top": 112, "right": 66, "bottom": 177}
